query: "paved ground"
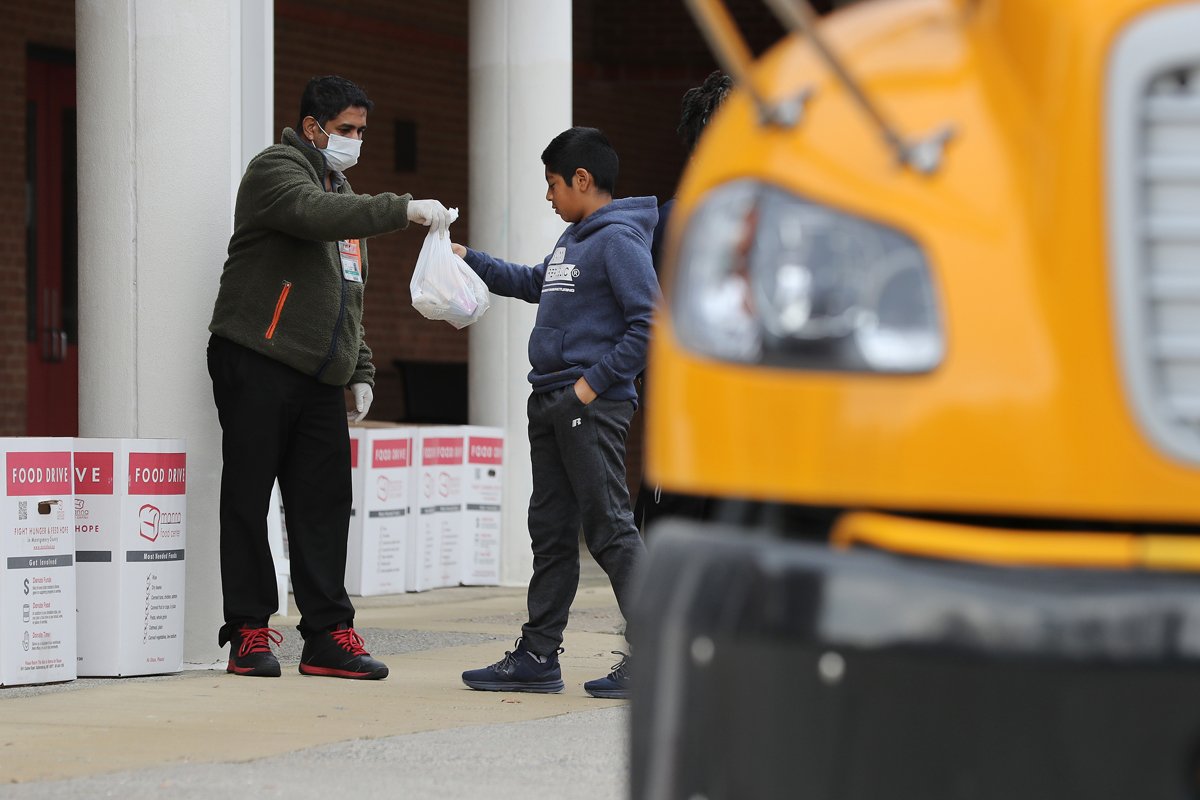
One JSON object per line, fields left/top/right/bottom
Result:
{"left": 0, "top": 565, "right": 631, "bottom": 799}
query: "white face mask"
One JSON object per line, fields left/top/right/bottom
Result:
{"left": 316, "top": 121, "right": 361, "bottom": 172}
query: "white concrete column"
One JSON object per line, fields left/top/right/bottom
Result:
{"left": 77, "top": 1, "right": 270, "bottom": 666}
{"left": 235, "top": 3, "right": 275, "bottom": 191}
{"left": 230, "top": 0, "right": 290, "bottom": 617}
{"left": 467, "top": 0, "right": 572, "bottom": 587}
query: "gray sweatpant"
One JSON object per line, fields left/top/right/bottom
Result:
{"left": 521, "top": 385, "right": 645, "bottom": 656}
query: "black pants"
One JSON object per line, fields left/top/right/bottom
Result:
{"left": 207, "top": 335, "right": 355, "bottom": 645}
{"left": 521, "top": 386, "right": 646, "bottom": 656}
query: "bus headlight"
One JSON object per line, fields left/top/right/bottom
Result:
{"left": 671, "top": 181, "right": 944, "bottom": 373}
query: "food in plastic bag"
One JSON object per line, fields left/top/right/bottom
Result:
{"left": 409, "top": 207, "right": 491, "bottom": 329}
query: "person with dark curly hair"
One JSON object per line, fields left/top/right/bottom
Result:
{"left": 636, "top": 70, "right": 733, "bottom": 535}
{"left": 652, "top": 70, "right": 733, "bottom": 269}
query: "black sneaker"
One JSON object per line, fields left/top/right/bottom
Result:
{"left": 227, "top": 625, "right": 283, "bottom": 677}
{"left": 462, "top": 638, "right": 565, "bottom": 693}
{"left": 584, "top": 651, "right": 630, "bottom": 699}
{"left": 298, "top": 624, "right": 389, "bottom": 680}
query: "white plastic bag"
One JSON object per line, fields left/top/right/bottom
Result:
{"left": 409, "top": 207, "right": 491, "bottom": 329}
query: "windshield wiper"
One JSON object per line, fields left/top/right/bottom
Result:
{"left": 686, "top": 0, "right": 955, "bottom": 175}
{"left": 686, "top": 0, "right": 814, "bottom": 128}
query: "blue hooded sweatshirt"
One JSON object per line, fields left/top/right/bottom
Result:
{"left": 464, "top": 196, "right": 660, "bottom": 403}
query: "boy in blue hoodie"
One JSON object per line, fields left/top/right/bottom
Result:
{"left": 451, "top": 127, "right": 659, "bottom": 699}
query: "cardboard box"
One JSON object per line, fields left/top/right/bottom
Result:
{"left": 345, "top": 424, "right": 415, "bottom": 596}
{"left": 74, "top": 439, "right": 186, "bottom": 677}
{"left": 1, "top": 438, "right": 76, "bottom": 686}
{"left": 461, "top": 428, "right": 504, "bottom": 586}
{"left": 409, "top": 427, "right": 466, "bottom": 592}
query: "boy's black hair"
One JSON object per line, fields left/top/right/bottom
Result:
{"left": 541, "top": 127, "right": 619, "bottom": 194}
{"left": 296, "top": 75, "right": 374, "bottom": 131}
{"left": 677, "top": 70, "right": 733, "bottom": 153}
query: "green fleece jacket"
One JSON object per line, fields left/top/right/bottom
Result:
{"left": 209, "top": 127, "right": 412, "bottom": 387}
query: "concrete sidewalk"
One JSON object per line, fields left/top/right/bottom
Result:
{"left": 0, "top": 569, "right": 631, "bottom": 798}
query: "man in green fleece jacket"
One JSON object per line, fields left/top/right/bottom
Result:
{"left": 208, "top": 75, "right": 450, "bottom": 680}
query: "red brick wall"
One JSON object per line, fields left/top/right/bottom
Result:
{"left": 0, "top": 1, "right": 74, "bottom": 436}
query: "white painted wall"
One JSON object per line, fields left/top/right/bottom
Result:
{"left": 467, "top": 0, "right": 572, "bottom": 587}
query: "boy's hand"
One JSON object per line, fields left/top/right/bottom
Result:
{"left": 573, "top": 377, "right": 597, "bottom": 405}
{"left": 451, "top": 242, "right": 467, "bottom": 258}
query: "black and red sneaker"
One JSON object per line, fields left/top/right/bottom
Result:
{"left": 299, "top": 624, "right": 389, "bottom": 680}
{"left": 227, "top": 625, "right": 283, "bottom": 677}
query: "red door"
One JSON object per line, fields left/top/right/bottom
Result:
{"left": 26, "top": 51, "right": 77, "bottom": 436}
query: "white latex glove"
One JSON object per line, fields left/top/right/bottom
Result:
{"left": 406, "top": 199, "right": 452, "bottom": 233}
{"left": 348, "top": 383, "right": 373, "bottom": 422}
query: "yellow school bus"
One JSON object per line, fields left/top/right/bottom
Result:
{"left": 649, "top": 0, "right": 1200, "bottom": 564}
{"left": 632, "top": 1, "right": 1200, "bottom": 796}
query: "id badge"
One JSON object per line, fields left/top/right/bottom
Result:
{"left": 339, "top": 239, "right": 363, "bottom": 283}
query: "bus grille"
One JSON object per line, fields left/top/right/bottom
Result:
{"left": 1108, "top": 5, "right": 1200, "bottom": 465}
